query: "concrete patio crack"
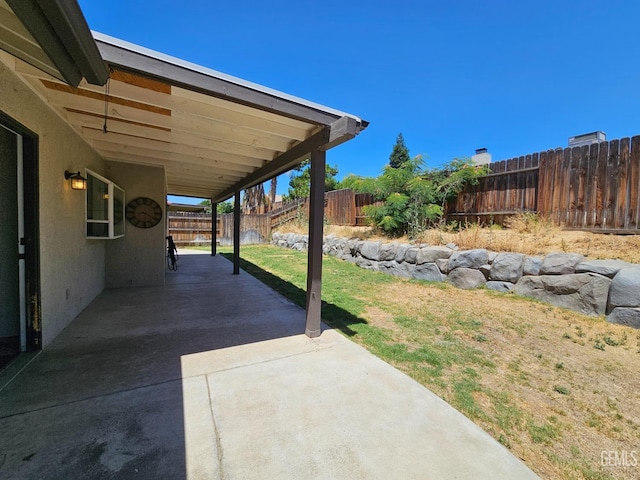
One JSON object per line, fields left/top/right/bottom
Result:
{"left": 206, "top": 374, "right": 226, "bottom": 480}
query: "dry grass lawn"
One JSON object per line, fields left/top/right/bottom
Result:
{"left": 361, "top": 282, "right": 640, "bottom": 479}
{"left": 279, "top": 214, "right": 640, "bottom": 263}
{"left": 269, "top": 216, "right": 640, "bottom": 478}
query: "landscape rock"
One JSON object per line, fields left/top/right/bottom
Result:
{"left": 378, "top": 243, "right": 398, "bottom": 261}
{"left": 378, "top": 260, "right": 414, "bottom": 278}
{"left": 412, "top": 263, "right": 444, "bottom": 282}
{"left": 404, "top": 247, "right": 419, "bottom": 264}
{"left": 490, "top": 253, "right": 525, "bottom": 283}
{"left": 360, "top": 241, "right": 382, "bottom": 261}
{"left": 448, "top": 249, "right": 489, "bottom": 271}
{"left": 292, "top": 242, "right": 306, "bottom": 251}
{"left": 290, "top": 233, "right": 306, "bottom": 246}
{"left": 486, "top": 281, "right": 515, "bottom": 293}
{"left": 355, "top": 256, "right": 374, "bottom": 269}
{"left": 607, "top": 267, "right": 640, "bottom": 310}
{"left": 272, "top": 233, "right": 640, "bottom": 329}
{"left": 446, "top": 243, "right": 459, "bottom": 251}
{"left": 416, "top": 246, "right": 453, "bottom": 265}
{"left": 540, "top": 252, "right": 585, "bottom": 275}
{"left": 479, "top": 264, "right": 492, "bottom": 279}
{"left": 607, "top": 307, "right": 640, "bottom": 329}
{"left": 352, "top": 241, "right": 364, "bottom": 255}
{"left": 447, "top": 267, "right": 487, "bottom": 289}
{"left": 394, "top": 244, "right": 411, "bottom": 263}
{"left": 346, "top": 239, "right": 359, "bottom": 256}
{"left": 435, "top": 258, "right": 450, "bottom": 274}
{"left": 515, "top": 273, "right": 611, "bottom": 316}
{"left": 523, "top": 256, "right": 543, "bottom": 276}
{"left": 576, "top": 259, "right": 634, "bottom": 278}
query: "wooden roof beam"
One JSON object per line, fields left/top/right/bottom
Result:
{"left": 212, "top": 116, "right": 358, "bottom": 203}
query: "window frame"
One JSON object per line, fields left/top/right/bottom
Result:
{"left": 85, "top": 169, "right": 125, "bottom": 240}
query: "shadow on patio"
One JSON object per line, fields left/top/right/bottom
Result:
{"left": 0, "top": 252, "right": 539, "bottom": 479}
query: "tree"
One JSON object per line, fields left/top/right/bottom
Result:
{"left": 216, "top": 201, "right": 234, "bottom": 214}
{"left": 363, "top": 156, "right": 488, "bottom": 238}
{"left": 338, "top": 174, "right": 379, "bottom": 194}
{"left": 284, "top": 160, "right": 339, "bottom": 200}
{"left": 388, "top": 133, "right": 410, "bottom": 168}
{"left": 198, "top": 199, "right": 234, "bottom": 214}
{"left": 268, "top": 177, "right": 277, "bottom": 207}
{"left": 242, "top": 183, "right": 265, "bottom": 213}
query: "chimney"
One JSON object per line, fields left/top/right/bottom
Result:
{"left": 568, "top": 131, "right": 606, "bottom": 147}
{"left": 472, "top": 148, "right": 491, "bottom": 165}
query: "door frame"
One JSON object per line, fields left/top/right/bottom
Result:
{"left": 0, "top": 110, "right": 41, "bottom": 351}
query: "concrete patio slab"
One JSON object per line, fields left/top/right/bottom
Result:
{"left": 0, "top": 251, "right": 539, "bottom": 479}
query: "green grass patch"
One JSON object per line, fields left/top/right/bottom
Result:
{"left": 528, "top": 417, "right": 561, "bottom": 444}
{"left": 207, "top": 244, "right": 631, "bottom": 479}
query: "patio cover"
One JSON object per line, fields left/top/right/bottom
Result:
{"left": 1, "top": 0, "right": 367, "bottom": 201}
{"left": 0, "top": 0, "right": 367, "bottom": 338}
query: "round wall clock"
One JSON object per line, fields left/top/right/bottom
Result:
{"left": 126, "top": 197, "right": 163, "bottom": 228}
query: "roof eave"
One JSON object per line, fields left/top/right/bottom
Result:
{"left": 5, "top": 0, "right": 108, "bottom": 87}
{"left": 93, "top": 31, "right": 366, "bottom": 129}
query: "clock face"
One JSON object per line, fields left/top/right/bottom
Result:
{"left": 125, "top": 197, "right": 163, "bottom": 228}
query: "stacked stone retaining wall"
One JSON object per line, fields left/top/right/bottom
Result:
{"left": 271, "top": 232, "right": 640, "bottom": 329}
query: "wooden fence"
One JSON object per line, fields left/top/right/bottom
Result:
{"left": 448, "top": 135, "right": 640, "bottom": 232}
{"left": 167, "top": 189, "right": 379, "bottom": 246}
{"left": 168, "top": 212, "right": 271, "bottom": 247}
{"left": 355, "top": 193, "right": 380, "bottom": 226}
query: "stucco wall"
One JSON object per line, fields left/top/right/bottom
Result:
{"left": 104, "top": 161, "right": 166, "bottom": 288}
{"left": 0, "top": 58, "right": 107, "bottom": 347}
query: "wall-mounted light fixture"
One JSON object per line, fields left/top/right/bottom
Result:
{"left": 64, "top": 170, "right": 87, "bottom": 191}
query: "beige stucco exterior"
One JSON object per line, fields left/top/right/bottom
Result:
{"left": 0, "top": 57, "right": 168, "bottom": 348}
{"left": 105, "top": 161, "right": 166, "bottom": 288}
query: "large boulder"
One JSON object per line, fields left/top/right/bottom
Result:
{"left": 447, "top": 249, "right": 489, "bottom": 271}
{"left": 394, "top": 244, "right": 412, "bottom": 263}
{"left": 346, "top": 239, "right": 359, "bottom": 256}
{"left": 523, "top": 256, "right": 543, "bottom": 276}
{"left": 404, "top": 247, "right": 419, "bottom": 264}
{"left": 607, "top": 307, "right": 640, "bottom": 329}
{"left": 416, "top": 246, "right": 453, "bottom": 265}
{"left": 490, "top": 253, "right": 525, "bottom": 283}
{"left": 540, "top": 252, "right": 585, "bottom": 275}
{"left": 479, "top": 264, "right": 492, "bottom": 279}
{"left": 360, "top": 241, "right": 382, "bottom": 261}
{"left": 412, "top": 263, "right": 444, "bottom": 282}
{"left": 378, "top": 243, "right": 398, "bottom": 261}
{"left": 515, "top": 273, "right": 611, "bottom": 316}
{"left": 447, "top": 267, "right": 487, "bottom": 289}
{"left": 292, "top": 242, "right": 306, "bottom": 251}
{"left": 576, "top": 259, "right": 634, "bottom": 278}
{"left": 486, "top": 281, "right": 515, "bottom": 293}
{"left": 435, "top": 258, "right": 450, "bottom": 274}
{"left": 607, "top": 267, "right": 640, "bottom": 311}
{"left": 378, "top": 260, "right": 414, "bottom": 278}
{"left": 290, "top": 233, "right": 306, "bottom": 246}
{"left": 355, "top": 256, "right": 374, "bottom": 269}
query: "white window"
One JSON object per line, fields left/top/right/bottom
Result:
{"left": 85, "top": 170, "right": 125, "bottom": 239}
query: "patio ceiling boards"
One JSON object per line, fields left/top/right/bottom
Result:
{"left": 3, "top": 24, "right": 367, "bottom": 201}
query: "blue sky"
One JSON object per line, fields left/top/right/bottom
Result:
{"left": 79, "top": 0, "right": 640, "bottom": 203}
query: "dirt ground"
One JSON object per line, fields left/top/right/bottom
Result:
{"left": 275, "top": 220, "right": 640, "bottom": 478}
{"left": 364, "top": 281, "right": 640, "bottom": 479}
